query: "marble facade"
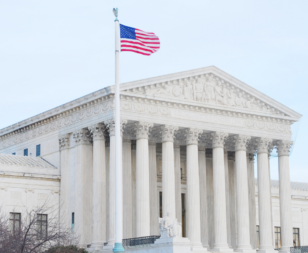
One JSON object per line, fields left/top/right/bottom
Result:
{"left": 0, "top": 66, "right": 307, "bottom": 252}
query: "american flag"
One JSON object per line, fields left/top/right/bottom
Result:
{"left": 120, "top": 24, "right": 160, "bottom": 56}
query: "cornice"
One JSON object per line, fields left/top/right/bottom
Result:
{"left": 0, "top": 95, "right": 114, "bottom": 149}
{"left": 0, "top": 91, "right": 113, "bottom": 137}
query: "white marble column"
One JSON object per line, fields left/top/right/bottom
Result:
{"left": 247, "top": 150, "right": 257, "bottom": 250}
{"left": 123, "top": 139, "right": 133, "bottom": 239}
{"left": 186, "top": 128, "right": 205, "bottom": 251}
{"left": 174, "top": 143, "right": 182, "bottom": 226}
{"left": 135, "top": 122, "right": 153, "bottom": 237}
{"left": 257, "top": 138, "right": 275, "bottom": 253}
{"left": 88, "top": 124, "right": 106, "bottom": 250}
{"left": 161, "top": 125, "right": 178, "bottom": 219}
{"left": 206, "top": 149, "right": 214, "bottom": 249}
{"left": 73, "top": 129, "right": 93, "bottom": 247}
{"left": 234, "top": 135, "right": 255, "bottom": 253}
{"left": 211, "top": 132, "right": 232, "bottom": 253}
{"left": 276, "top": 140, "right": 293, "bottom": 253}
{"left": 59, "top": 133, "right": 70, "bottom": 229}
{"left": 149, "top": 141, "right": 159, "bottom": 235}
{"left": 224, "top": 149, "right": 231, "bottom": 248}
{"left": 228, "top": 152, "right": 237, "bottom": 249}
{"left": 199, "top": 146, "right": 209, "bottom": 249}
{"left": 131, "top": 142, "right": 137, "bottom": 237}
{"left": 106, "top": 121, "right": 116, "bottom": 247}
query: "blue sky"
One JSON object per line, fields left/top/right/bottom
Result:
{"left": 1, "top": 1, "right": 307, "bottom": 182}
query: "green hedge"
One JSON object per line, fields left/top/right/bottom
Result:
{"left": 45, "top": 245, "right": 88, "bottom": 253}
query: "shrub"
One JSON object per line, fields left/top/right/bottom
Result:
{"left": 45, "top": 245, "right": 88, "bottom": 253}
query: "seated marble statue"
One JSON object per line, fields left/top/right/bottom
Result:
{"left": 159, "top": 211, "right": 182, "bottom": 238}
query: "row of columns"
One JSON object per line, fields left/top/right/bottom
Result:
{"left": 59, "top": 123, "right": 293, "bottom": 253}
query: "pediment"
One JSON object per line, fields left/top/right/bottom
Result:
{"left": 121, "top": 66, "right": 301, "bottom": 120}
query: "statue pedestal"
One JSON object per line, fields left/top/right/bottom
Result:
{"left": 154, "top": 236, "right": 191, "bottom": 253}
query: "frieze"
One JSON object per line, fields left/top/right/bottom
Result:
{"left": 121, "top": 99, "right": 291, "bottom": 135}
{"left": 0, "top": 98, "right": 113, "bottom": 149}
{"left": 123, "top": 73, "right": 287, "bottom": 117}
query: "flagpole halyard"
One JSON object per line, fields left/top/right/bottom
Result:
{"left": 113, "top": 7, "right": 124, "bottom": 253}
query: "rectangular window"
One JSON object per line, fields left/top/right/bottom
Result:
{"left": 37, "top": 214, "right": 48, "bottom": 239}
{"left": 24, "top": 148, "right": 28, "bottom": 156}
{"left": 71, "top": 212, "right": 75, "bottom": 232}
{"left": 12, "top": 152, "right": 16, "bottom": 155}
{"left": 36, "top": 144, "right": 41, "bottom": 157}
{"left": 293, "top": 228, "right": 300, "bottom": 247}
{"left": 275, "top": 227, "right": 281, "bottom": 249}
{"left": 256, "top": 225, "right": 260, "bottom": 249}
{"left": 10, "top": 213, "right": 21, "bottom": 235}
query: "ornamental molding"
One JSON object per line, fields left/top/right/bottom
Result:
{"left": 73, "top": 129, "right": 92, "bottom": 145}
{"left": 276, "top": 140, "right": 293, "bottom": 157}
{"left": 59, "top": 133, "right": 70, "bottom": 150}
{"left": 161, "top": 125, "right": 179, "bottom": 143}
{"left": 120, "top": 97, "right": 292, "bottom": 135}
{"left": 105, "top": 119, "right": 127, "bottom": 137}
{"left": 88, "top": 123, "right": 105, "bottom": 141}
{"left": 185, "top": 128, "right": 203, "bottom": 145}
{"left": 0, "top": 96, "right": 113, "bottom": 149}
{"left": 122, "top": 72, "right": 290, "bottom": 118}
{"left": 256, "top": 138, "right": 273, "bottom": 154}
{"left": 209, "top": 132, "right": 229, "bottom": 148}
{"left": 234, "top": 135, "right": 251, "bottom": 151}
{"left": 134, "top": 122, "right": 153, "bottom": 140}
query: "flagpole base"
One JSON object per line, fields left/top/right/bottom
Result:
{"left": 113, "top": 243, "right": 124, "bottom": 252}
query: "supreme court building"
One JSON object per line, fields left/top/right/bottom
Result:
{"left": 0, "top": 66, "right": 307, "bottom": 252}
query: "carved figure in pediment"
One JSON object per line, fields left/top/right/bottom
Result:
{"left": 226, "top": 89, "right": 235, "bottom": 106}
{"left": 193, "top": 78, "right": 205, "bottom": 101}
{"left": 214, "top": 84, "right": 228, "bottom": 105}
{"left": 184, "top": 82, "right": 193, "bottom": 100}
{"left": 235, "top": 92, "right": 245, "bottom": 107}
{"left": 154, "top": 83, "right": 172, "bottom": 96}
{"left": 172, "top": 84, "right": 183, "bottom": 98}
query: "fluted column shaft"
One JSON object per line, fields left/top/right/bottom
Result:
{"left": 89, "top": 124, "right": 106, "bottom": 249}
{"left": 247, "top": 153, "right": 257, "bottom": 249}
{"left": 108, "top": 133, "right": 116, "bottom": 245}
{"left": 228, "top": 153, "right": 237, "bottom": 249}
{"left": 123, "top": 139, "right": 132, "bottom": 239}
{"left": 186, "top": 128, "right": 204, "bottom": 251}
{"left": 73, "top": 129, "right": 93, "bottom": 247}
{"left": 234, "top": 135, "right": 255, "bottom": 253}
{"left": 161, "top": 125, "right": 178, "bottom": 219}
{"left": 224, "top": 150, "right": 231, "bottom": 248}
{"left": 135, "top": 122, "right": 153, "bottom": 237}
{"left": 59, "top": 134, "right": 70, "bottom": 229}
{"left": 277, "top": 141, "right": 293, "bottom": 253}
{"left": 257, "top": 138, "right": 275, "bottom": 253}
{"left": 174, "top": 144, "right": 182, "bottom": 225}
{"left": 211, "top": 132, "right": 231, "bottom": 252}
{"left": 199, "top": 147, "right": 209, "bottom": 248}
{"left": 149, "top": 142, "right": 159, "bottom": 235}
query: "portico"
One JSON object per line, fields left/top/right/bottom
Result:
{"left": 0, "top": 66, "right": 302, "bottom": 253}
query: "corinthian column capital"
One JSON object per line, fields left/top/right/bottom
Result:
{"left": 185, "top": 128, "right": 203, "bottom": 145}
{"left": 59, "top": 133, "right": 70, "bottom": 150}
{"left": 88, "top": 123, "right": 105, "bottom": 141}
{"left": 276, "top": 140, "right": 293, "bottom": 157}
{"left": 234, "top": 135, "right": 251, "bottom": 151}
{"left": 134, "top": 122, "right": 153, "bottom": 140}
{"left": 161, "top": 125, "right": 179, "bottom": 142}
{"left": 210, "top": 131, "right": 228, "bottom": 148}
{"left": 256, "top": 138, "right": 272, "bottom": 154}
{"left": 73, "top": 129, "right": 92, "bottom": 145}
{"left": 105, "top": 119, "right": 127, "bottom": 137}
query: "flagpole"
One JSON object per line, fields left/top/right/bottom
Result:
{"left": 113, "top": 7, "right": 124, "bottom": 253}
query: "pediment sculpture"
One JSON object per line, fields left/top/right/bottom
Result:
{"left": 159, "top": 211, "right": 182, "bottom": 238}
{"left": 123, "top": 73, "right": 286, "bottom": 117}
